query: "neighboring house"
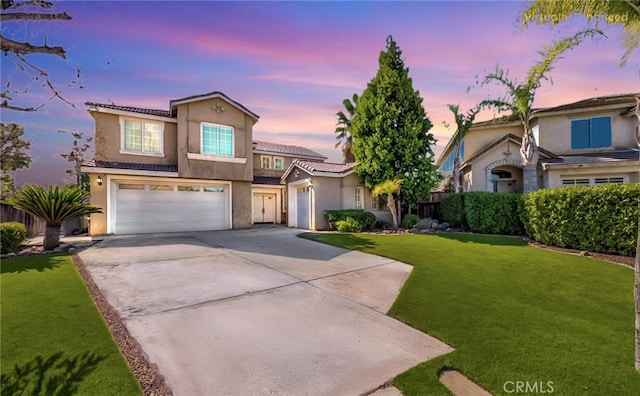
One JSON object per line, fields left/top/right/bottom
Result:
{"left": 281, "top": 160, "right": 391, "bottom": 230}
{"left": 437, "top": 93, "right": 640, "bottom": 192}
{"left": 252, "top": 141, "right": 326, "bottom": 225}
{"left": 81, "top": 91, "right": 327, "bottom": 235}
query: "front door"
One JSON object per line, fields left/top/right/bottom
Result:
{"left": 253, "top": 193, "right": 276, "bottom": 223}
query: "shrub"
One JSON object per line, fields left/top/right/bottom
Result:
{"left": 402, "top": 214, "right": 420, "bottom": 229}
{"left": 464, "top": 192, "right": 524, "bottom": 235}
{"left": 1, "top": 222, "right": 27, "bottom": 254}
{"left": 323, "top": 209, "right": 377, "bottom": 231}
{"left": 521, "top": 184, "right": 640, "bottom": 256}
{"left": 440, "top": 193, "right": 466, "bottom": 227}
{"left": 335, "top": 217, "right": 363, "bottom": 233}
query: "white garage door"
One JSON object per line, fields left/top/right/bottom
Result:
{"left": 115, "top": 182, "right": 229, "bottom": 234}
{"left": 296, "top": 186, "right": 310, "bottom": 229}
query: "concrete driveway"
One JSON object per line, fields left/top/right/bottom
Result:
{"left": 79, "top": 226, "right": 452, "bottom": 395}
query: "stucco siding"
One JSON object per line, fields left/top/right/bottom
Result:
{"left": 469, "top": 140, "right": 523, "bottom": 192}
{"left": 88, "top": 173, "right": 108, "bottom": 235}
{"left": 232, "top": 181, "right": 252, "bottom": 229}
{"left": 253, "top": 154, "right": 293, "bottom": 177}
{"left": 176, "top": 98, "right": 253, "bottom": 181}
{"left": 537, "top": 111, "right": 636, "bottom": 154}
{"left": 311, "top": 177, "right": 342, "bottom": 230}
{"left": 92, "top": 112, "right": 178, "bottom": 164}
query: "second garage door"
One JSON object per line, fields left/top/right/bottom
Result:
{"left": 296, "top": 186, "right": 310, "bottom": 229}
{"left": 114, "top": 182, "right": 230, "bottom": 234}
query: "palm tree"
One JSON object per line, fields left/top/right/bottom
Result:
{"left": 520, "top": 1, "right": 640, "bottom": 371}
{"left": 446, "top": 104, "right": 480, "bottom": 193}
{"left": 2, "top": 184, "right": 102, "bottom": 250}
{"left": 372, "top": 179, "right": 402, "bottom": 228}
{"left": 335, "top": 93, "right": 358, "bottom": 163}
{"left": 474, "top": 29, "right": 603, "bottom": 192}
{"left": 520, "top": 0, "right": 640, "bottom": 66}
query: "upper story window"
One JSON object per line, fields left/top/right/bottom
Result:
{"left": 121, "top": 119, "right": 163, "bottom": 155}
{"left": 202, "top": 123, "right": 234, "bottom": 156}
{"left": 274, "top": 157, "right": 284, "bottom": 170}
{"left": 570, "top": 116, "right": 612, "bottom": 150}
{"left": 440, "top": 139, "right": 464, "bottom": 172}
{"left": 261, "top": 155, "right": 272, "bottom": 169}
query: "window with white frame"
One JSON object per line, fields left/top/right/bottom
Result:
{"left": 562, "top": 176, "right": 626, "bottom": 187}
{"left": 355, "top": 187, "right": 362, "bottom": 209}
{"left": 274, "top": 157, "right": 284, "bottom": 170}
{"left": 201, "top": 123, "right": 234, "bottom": 156}
{"left": 371, "top": 194, "right": 379, "bottom": 210}
{"left": 122, "top": 119, "right": 162, "bottom": 154}
{"left": 261, "top": 155, "right": 272, "bottom": 169}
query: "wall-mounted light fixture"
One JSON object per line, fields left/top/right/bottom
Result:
{"left": 96, "top": 174, "right": 103, "bottom": 186}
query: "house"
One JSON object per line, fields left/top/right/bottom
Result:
{"left": 281, "top": 160, "right": 391, "bottom": 230}
{"left": 81, "top": 91, "right": 327, "bottom": 235}
{"left": 437, "top": 93, "right": 640, "bottom": 192}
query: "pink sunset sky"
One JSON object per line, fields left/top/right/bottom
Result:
{"left": 1, "top": 1, "right": 637, "bottom": 187}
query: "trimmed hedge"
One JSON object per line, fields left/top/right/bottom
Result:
{"left": 521, "top": 184, "right": 640, "bottom": 256}
{"left": 402, "top": 214, "right": 420, "bottom": 229}
{"left": 1, "top": 222, "right": 27, "bottom": 254}
{"left": 336, "top": 217, "right": 363, "bottom": 233}
{"left": 464, "top": 192, "right": 524, "bottom": 235}
{"left": 441, "top": 193, "right": 466, "bottom": 227}
{"left": 323, "top": 209, "right": 377, "bottom": 231}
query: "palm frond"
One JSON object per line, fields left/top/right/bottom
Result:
{"left": 2, "top": 184, "right": 102, "bottom": 223}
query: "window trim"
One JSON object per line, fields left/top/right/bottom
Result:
{"left": 119, "top": 117, "right": 165, "bottom": 157}
{"left": 273, "top": 156, "right": 285, "bottom": 170}
{"left": 200, "top": 122, "right": 235, "bottom": 157}
{"left": 354, "top": 187, "right": 362, "bottom": 209}
{"left": 570, "top": 116, "right": 612, "bottom": 150}
{"left": 261, "top": 155, "right": 272, "bottom": 169}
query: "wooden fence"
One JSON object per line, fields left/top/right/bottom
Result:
{"left": 1, "top": 204, "right": 46, "bottom": 237}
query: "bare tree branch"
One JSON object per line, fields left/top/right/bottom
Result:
{"left": 0, "top": 35, "right": 66, "bottom": 57}
{"left": 0, "top": 11, "right": 71, "bottom": 21}
{"left": 1, "top": 1, "right": 52, "bottom": 10}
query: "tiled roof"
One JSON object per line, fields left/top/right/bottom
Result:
{"left": 253, "top": 176, "right": 283, "bottom": 185}
{"left": 253, "top": 141, "right": 327, "bottom": 160}
{"left": 85, "top": 102, "right": 173, "bottom": 118}
{"left": 292, "top": 159, "right": 358, "bottom": 174}
{"left": 533, "top": 93, "right": 639, "bottom": 115}
{"left": 541, "top": 149, "right": 640, "bottom": 165}
{"left": 83, "top": 160, "right": 178, "bottom": 173}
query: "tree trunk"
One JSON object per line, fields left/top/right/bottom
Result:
{"left": 387, "top": 196, "right": 398, "bottom": 228}
{"left": 522, "top": 164, "right": 538, "bottom": 193}
{"left": 453, "top": 157, "right": 461, "bottom": 193}
{"left": 43, "top": 222, "right": 61, "bottom": 251}
{"left": 520, "top": 127, "right": 539, "bottom": 193}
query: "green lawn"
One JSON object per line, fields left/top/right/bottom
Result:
{"left": 1, "top": 254, "right": 141, "bottom": 395}
{"left": 307, "top": 233, "right": 640, "bottom": 395}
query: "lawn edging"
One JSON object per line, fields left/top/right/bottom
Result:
{"left": 72, "top": 254, "right": 173, "bottom": 396}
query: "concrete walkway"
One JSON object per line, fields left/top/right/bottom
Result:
{"left": 79, "top": 227, "right": 452, "bottom": 395}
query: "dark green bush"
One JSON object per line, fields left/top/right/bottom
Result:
{"left": 1, "top": 222, "right": 27, "bottom": 254}
{"left": 521, "top": 184, "right": 640, "bottom": 256}
{"left": 335, "top": 217, "right": 363, "bottom": 233}
{"left": 402, "top": 214, "right": 420, "bottom": 229}
{"left": 464, "top": 192, "right": 524, "bottom": 235}
{"left": 323, "top": 209, "right": 376, "bottom": 231}
{"left": 440, "top": 193, "right": 466, "bottom": 227}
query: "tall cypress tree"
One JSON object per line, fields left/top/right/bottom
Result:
{"left": 351, "top": 35, "right": 440, "bottom": 209}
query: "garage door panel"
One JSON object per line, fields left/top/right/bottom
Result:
{"left": 115, "top": 182, "right": 229, "bottom": 234}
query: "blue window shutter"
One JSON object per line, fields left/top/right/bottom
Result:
{"left": 571, "top": 119, "right": 589, "bottom": 149}
{"left": 460, "top": 140, "right": 465, "bottom": 162}
{"left": 589, "top": 116, "right": 612, "bottom": 148}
